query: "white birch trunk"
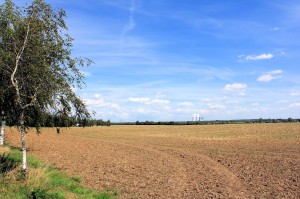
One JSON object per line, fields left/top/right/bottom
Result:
{"left": 0, "top": 117, "right": 5, "bottom": 146}
{"left": 20, "top": 111, "right": 27, "bottom": 172}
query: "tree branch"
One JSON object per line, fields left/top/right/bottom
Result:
{"left": 21, "top": 85, "right": 40, "bottom": 109}
{"left": 11, "top": 20, "right": 31, "bottom": 109}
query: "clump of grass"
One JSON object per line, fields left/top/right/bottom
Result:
{"left": 0, "top": 146, "right": 116, "bottom": 199}
{"left": 0, "top": 154, "right": 18, "bottom": 174}
{"left": 71, "top": 175, "right": 82, "bottom": 183}
{"left": 5, "top": 148, "right": 42, "bottom": 168}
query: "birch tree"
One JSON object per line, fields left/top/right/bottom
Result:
{"left": 0, "top": 49, "right": 15, "bottom": 146}
{"left": 0, "top": 111, "right": 5, "bottom": 145}
{"left": 0, "top": 0, "right": 91, "bottom": 173}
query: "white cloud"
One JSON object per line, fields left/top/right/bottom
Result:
{"left": 270, "top": 27, "right": 280, "bottom": 31}
{"left": 127, "top": 97, "right": 170, "bottom": 105}
{"left": 266, "top": 70, "right": 281, "bottom": 74}
{"left": 208, "top": 104, "right": 226, "bottom": 109}
{"left": 289, "top": 103, "right": 300, "bottom": 108}
{"left": 224, "top": 83, "right": 247, "bottom": 92}
{"left": 201, "top": 98, "right": 211, "bottom": 102}
{"left": 124, "top": 15, "right": 135, "bottom": 33}
{"left": 257, "top": 74, "right": 274, "bottom": 82}
{"left": 134, "top": 108, "right": 160, "bottom": 114}
{"left": 226, "top": 100, "right": 240, "bottom": 103}
{"left": 175, "top": 108, "right": 194, "bottom": 113}
{"left": 121, "top": 0, "right": 137, "bottom": 38}
{"left": 127, "top": 97, "right": 150, "bottom": 103}
{"left": 94, "top": 93, "right": 102, "bottom": 98}
{"left": 291, "top": 92, "right": 300, "bottom": 96}
{"left": 201, "top": 96, "right": 227, "bottom": 102}
{"left": 239, "top": 53, "right": 274, "bottom": 61}
{"left": 150, "top": 99, "right": 170, "bottom": 105}
{"left": 155, "top": 92, "right": 166, "bottom": 98}
{"left": 178, "top": 102, "right": 194, "bottom": 107}
{"left": 257, "top": 70, "right": 283, "bottom": 82}
{"left": 277, "top": 100, "right": 289, "bottom": 103}
{"left": 84, "top": 98, "right": 119, "bottom": 108}
{"left": 280, "top": 51, "right": 286, "bottom": 55}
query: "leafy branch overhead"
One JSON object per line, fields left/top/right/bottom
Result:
{"left": 0, "top": 0, "right": 93, "bottom": 172}
{"left": 0, "top": 0, "right": 93, "bottom": 128}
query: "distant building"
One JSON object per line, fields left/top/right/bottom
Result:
{"left": 192, "top": 114, "right": 202, "bottom": 121}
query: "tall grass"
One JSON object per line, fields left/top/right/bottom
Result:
{"left": 0, "top": 146, "right": 116, "bottom": 199}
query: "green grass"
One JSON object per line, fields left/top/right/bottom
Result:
{"left": 0, "top": 146, "right": 117, "bottom": 199}
{"left": 4, "top": 147, "right": 42, "bottom": 168}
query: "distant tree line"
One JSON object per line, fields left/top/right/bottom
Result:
{"left": 4, "top": 113, "right": 110, "bottom": 128}
{"left": 80, "top": 118, "right": 111, "bottom": 127}
{"left": 113, "top": 118, "right": 300, "bottom": 125}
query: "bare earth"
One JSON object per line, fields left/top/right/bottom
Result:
{"left": 5, "top": 123, "right": 300, "bottom": 198}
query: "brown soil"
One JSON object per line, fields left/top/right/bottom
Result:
{"left": 5, "top": 123, "right": 300, "bottom": 198}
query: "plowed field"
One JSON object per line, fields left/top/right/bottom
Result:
{"left": 5, "top": 123, "right": 300, "bottom": 198}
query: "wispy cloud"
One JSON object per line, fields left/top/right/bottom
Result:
{"left": 121, "top": 0, "right": 137, "bottom": 40}
{"left": 226, "top": 100, "right": 240, "bottom": 104}
{"left": 290, "top": 92, "right": 300, "bottom": 96}
{"left": 178, "top": 102, "right": 194, "bottom": 107}
{"left": 134, "top": 108, "right": 160, "bottom": 114}
{"left": 277, "top": 100, "right": 289, "bottom": 103}
{"left": 289, "top": 103, "right": 300, "bottom": 108}
{"left": 43, "top": 0, "right": 300, "bottom": 121}
{"left": 224, "top": 83, "right": 247, "bottom": 92}
{"left": 127, "top": 97, "right": 170, "bottom": 106}
{"left": 201, "top": 96, "right": 227, "bottom": 102}
{"left": 84, "top": 98, "right": 119, "bottom": 108}
{"left": 208, "top": 104, "right": 226, "bottom": 109}
{"left": 270, "top": 27, "right": 280, "bottom": 31}
{"left": 257, "top": 70, "right": 283, "bottom": 82}
{"left": 239, "top": 53, "right": 274, "bottom": 61}
{"left": 155, "top": 92, "right": 166, "bottom": 98}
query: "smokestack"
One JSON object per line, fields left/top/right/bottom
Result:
{"left": 192, "top": 113, "right": 196, "bottom": 121}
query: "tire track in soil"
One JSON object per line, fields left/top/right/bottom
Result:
{"left": 6, "top": 131, "right": 188, "bottom": 198}
{"left": 7, "top": 130, "right": 249, "bottom": 198}
{"left": 85, "top": 139, "right": 190, "bottom": 199}
{"left": 101, "top": 139, "right": 250, "bottom": 198}
{"left": 156, "top": 147, "right": 250, "bottom": 198}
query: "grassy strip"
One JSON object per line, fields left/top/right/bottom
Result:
{"left": 0, "top": 146, "right": 118, "bottom": 199}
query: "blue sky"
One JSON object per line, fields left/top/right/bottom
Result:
{"left": 7, "top": 0, "right": 300, "bottom": 121}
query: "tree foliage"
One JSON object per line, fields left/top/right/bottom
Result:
{"left": 0, "top": 0, "right": 92, "bottom": 172}
{"left": 1, "top": 0, "right": 91, "bottom": 129}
